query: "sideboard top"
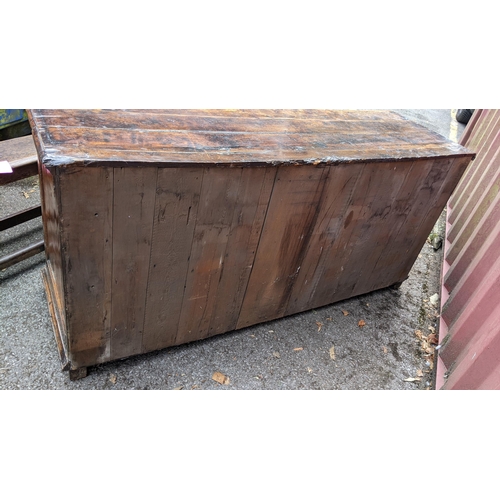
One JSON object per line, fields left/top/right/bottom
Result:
{"left": 28, "top": 109, "right": 475, "bottom": 167}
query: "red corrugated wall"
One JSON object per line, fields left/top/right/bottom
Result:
{"left": 437, "top": 109, "right": 500, "bottom": 389}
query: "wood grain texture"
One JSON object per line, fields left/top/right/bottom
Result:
{"left": 142, "top": 167, "right": 203, "bottom": 352}
{"left": 38, "top": 163, "right": 66, "bottom": 337}
{"left": 28, "top": 109, "right": 472, "bottom": 167}
{"left": 237, "top": 165, "right": 329, "bottom": 328}
{"left": 207, "top": 166, "right": 277, "bottom": 336}
{"left": 284, "top": 163, "right": 365, "bottom": 315}
{"left": 175, "top": 167, "right": 246, "bottom": 344}
{"left": 27, "top": 109, "right": 476, "bottom": 373}
{"left": 110, "top": 167, "right": 157, "bottom": 361}
{"left": 365, "top": 158, "right": 453, "bottom": 289}
{"left": 0, "top": 134, "right": 37, "bottom": 163}
{"left": 304, "top": 161, "right": 411, "bottom": 308}
{"left": 58, "top": 165, "right": 113, "bottom": 368}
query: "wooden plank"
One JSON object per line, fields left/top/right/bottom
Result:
{"left": 36, "top": 110, "right": 414, "bottom": 134}
{"left": 0, "top": 205, "right": 41, "bottom": 231}
{"left": 236, "top": 166, "right": 328, "bottom": 328}
{"left": 284, "top": 163, "right": 364, "bottom": 315}
{"left": 110, "top": 166, "right": 157, "bottom": 361}
{"left": 393, "top": 157, "right": 472, "bottom": 286}
{"left": 355, "top": 160, "right": 433, "bottom": 292}
{"left": 208, "top": 166, "right": 277, "bottom": 336}
{"left": 0, "top": 135, "right": 37, "bottom": 163}
{"left": 293, "top": 163, "right": 376, "bottom": 309}
{"left": 0, "top": 160, "right": 38, "bottom": 185}
{"left": 40, "top": 164, "right": 66, "bottom": 336}
{"left": 141, "top": 167, "right": 203, "bottom": 353}
{"left": 58, "top": 165, "right": 114, "bottom": 368}
{"left": 43, "top": 125, "right": 462, "bottom": 158}
{"left": 28, "top": 109, "right": 473, "bottom": 167}
{"left": 363, "top": 158, "right": 452, "bottom": 289}
{"left": 0, "top": 240, "right": 44, "bottom": 269}
{"left": 333, "top": 161, "right": 411, "bottom": 300}
{"left": 297, "top": 161, "right": 406, "bottom": 307}
{"left": 175, "top": 167, "right": 246, "bottom": 344}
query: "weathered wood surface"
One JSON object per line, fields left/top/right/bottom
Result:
{"left": 27, "top": 109, "right": 475, "bottom": 372}
{"left": 29, "top": 109, "right": 470, "bottom": 166}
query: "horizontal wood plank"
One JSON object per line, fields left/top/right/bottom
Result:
{"left": 29, "top": 110, "right": 474, "bottom": 167}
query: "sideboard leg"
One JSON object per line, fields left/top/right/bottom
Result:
{"left": 69, "top": 367, "right": 88, "bottom": 381}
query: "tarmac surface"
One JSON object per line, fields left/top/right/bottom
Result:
{"left": 0, "top": 110, "right": 466, "bottom": 389}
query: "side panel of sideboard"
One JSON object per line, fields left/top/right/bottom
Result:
{"left": 49, "top": 157, "right": 471, "bottom": 370}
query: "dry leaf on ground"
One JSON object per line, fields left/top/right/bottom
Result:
{"left": 416, "top": 369, "right": 424, "bottom": 377}
{"left": 415, "top": 330, "right": 423, "bottom": 339}
{"left": 173, "top": 386, "right": 183, "bottom": 390}
{"left": 342, "top": 310, "right": 349, "bottom": 316}
{"left": 358, "top": 320, "right": 366, "bottom": 328}
{"left": 326, "top": 317, "right": 333, "bottom": 321}
{"left": 329, "top": 346, "right": 336, "bottom": 360}
{"left": 293, "top": 347, "right": 303, "bottom": 352}
{"left": 273, "top": 351, "right": 281, "bottom": 358}
{"left": 307, "top": 367, "right": 313, "bottom": 373}
{"left": 428, "top": 333, "right": 439, "bottom": 345}
{"left": 109, "top": 374, "right": 117, "bottom": 384}
{"left": 212, "top": 372, "right": 230, "bottom": 385}
{"left": 316, "top": 321, "right": 323, "bottom": 332}
{"left": 383, "top": 346, "right": 388, "bottom": 354}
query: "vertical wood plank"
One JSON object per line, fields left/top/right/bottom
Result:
{"left": 208, "top": 166, "right": 277, "bottom": 336}
{"left": 284, "top": 163, "right": 364, "bottom": 315}
{"left": 59, "top": 165, "right": 113, "bottom": 367}
{"left": 331, "top": 161, "right": 411, "bottom": 299}
{"left": 175, "top": 167, "right": 243, "bottom": 344}
{"left": 299, "top": 162, "right": 375, "bottom": 309}
{"left": 40, "top": 164, "right": 67, "bottom": 335}
{"left": 236, "top": 166, "right": 328, "bottom": 329}
{"left": 351, "top": 160, "right": 432, "bottom": 295}
{"left": 394, "top": 156, "right": 472, "bottom": 283}
{"left": 364, "top": 158, "right": 450, "bottom": 290}
{"left": 110, "top": 166, "right": 157, "bottom": 360}
{"left": 142, "top": 167, "right": 203, "bottom": 352}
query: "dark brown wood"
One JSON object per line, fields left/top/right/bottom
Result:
{"left": 0, "top": 240, "right": 44, "bottom": 269}
{"left": 27, "top": 109, "right": 476, "bottom": 375}
{"left": 237, "top": 165, "right": 329, "bottom": 328}
{"left": 29, "top": 109, "right": 472, "bottom": 166}
{"left": 58, "top": 165, "right": 114, "bottom": 368}
{"left": 110, "top": 167, "right": 157, "bottom": 361}
{"left": 142, "top": 167, "right": 203, "bottom": 352}
{"left": 69, "top": 367, "right": 88, "bottom": 381}
{"left": 0, "top": 205, "right": 42, "bottom": 231}
{"left": 175, "top": 167, "right": 244, "bottom": 344}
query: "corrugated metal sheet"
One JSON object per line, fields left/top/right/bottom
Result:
{"left": 437, "top": 109, "right": 500, "bottom": 389}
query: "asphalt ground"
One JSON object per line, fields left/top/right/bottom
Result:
{"left": 0, "top": 110, "right": 466, "bottom": 390}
